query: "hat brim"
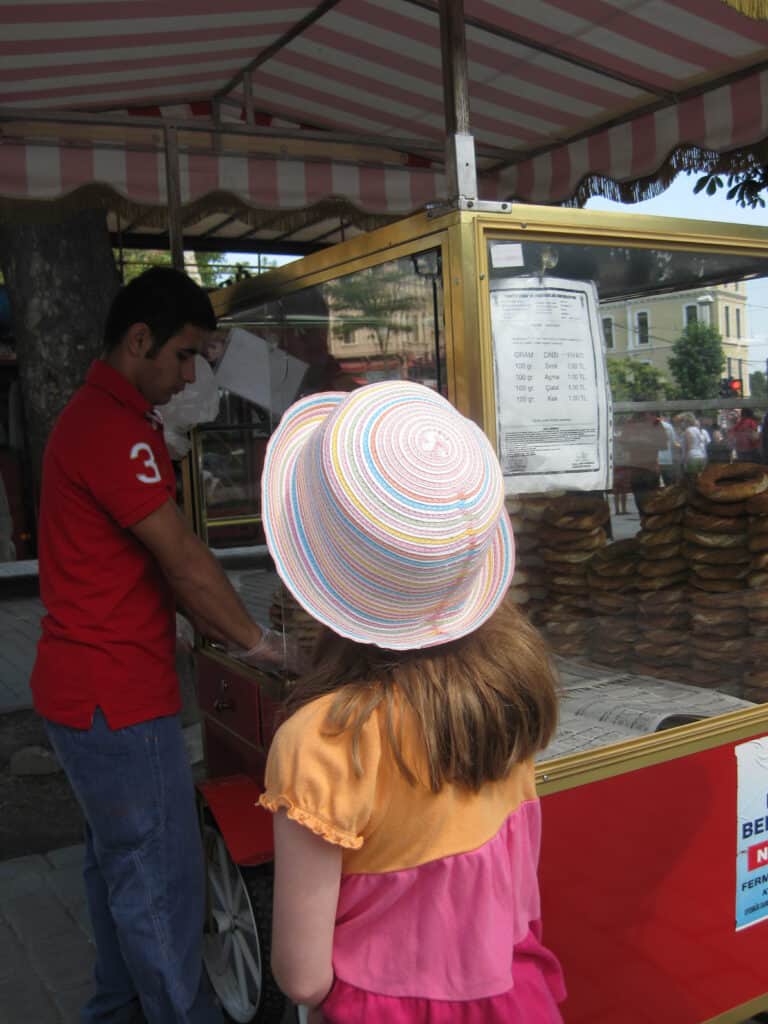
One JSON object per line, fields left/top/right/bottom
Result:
{"left": 262, "top": 391, "right": 515, "bottom": 650}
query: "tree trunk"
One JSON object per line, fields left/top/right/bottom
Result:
{"left": 0, "top": 208, "right": 120, "bottom": 505}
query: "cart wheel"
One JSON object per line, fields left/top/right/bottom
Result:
{"left": 203, "top": 825, "right": 287, "bottom": 1023}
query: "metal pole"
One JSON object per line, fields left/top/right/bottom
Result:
{"left": 438, "top": 0, "right": 477, "bottom": 203}
{"left": 243, "top": 71, "right": 255, "bottom": 125}
{"left": 163, "top": 126, "right": 184, "bottom": 271}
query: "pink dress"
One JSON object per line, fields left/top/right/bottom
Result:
{"left": 260, "top": 694, "right": 566, "bottom": 1022}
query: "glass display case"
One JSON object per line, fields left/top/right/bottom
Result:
{"left": 193, "top": 205, "right": 768, "bottom": 1024}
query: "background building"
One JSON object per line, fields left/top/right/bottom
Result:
{"left": 600, "top": 282, "right": 751, "bottom": 392}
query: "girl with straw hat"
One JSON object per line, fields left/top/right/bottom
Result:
{"left": 258, "top": 380, "right": 565, "bottom": 1023}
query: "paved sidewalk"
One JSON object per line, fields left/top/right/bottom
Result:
{"left": 0, "top": 844, "right": 92, "bottom": 1024}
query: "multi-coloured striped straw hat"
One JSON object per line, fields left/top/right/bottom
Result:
{"left": 261, "top": 381, "right": 515, "bottom": 650}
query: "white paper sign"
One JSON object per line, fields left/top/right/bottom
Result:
{"left": 214, "top": 327, "right": 308, "bottom": 418}
{"left": 489, "top": 276, "right": 612, "bottom": 494}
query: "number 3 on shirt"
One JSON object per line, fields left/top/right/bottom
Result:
{"left": 130, "top": 442, "right": 162, "bottom": 484}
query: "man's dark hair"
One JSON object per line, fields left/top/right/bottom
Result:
{"left": 103, "top": 266, "right": 216, "bottom": 354}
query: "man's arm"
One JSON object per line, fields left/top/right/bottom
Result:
{"left": 130, "top": 498, "right": 266, "bottom": 653}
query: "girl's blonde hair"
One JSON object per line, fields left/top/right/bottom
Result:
{"left": 283, "top": 597, "right": 559, "bottom": 793}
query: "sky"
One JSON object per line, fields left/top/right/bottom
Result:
{"left": 585, "top": 172, "right": 768, "bottom": 376}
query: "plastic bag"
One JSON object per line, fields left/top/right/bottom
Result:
{"left": 161, "top": 355, "right": 220, "bottom": 460}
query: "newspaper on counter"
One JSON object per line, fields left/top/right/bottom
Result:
{"left": 539, "top": 660, "right": 755, "bottom": 761}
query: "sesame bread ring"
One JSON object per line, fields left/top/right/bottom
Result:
{"left": 636, "top": 572, "right": 688, "bottom": 591}
{"left": 592, "top": 538, "right": 641, "bottom": 561}
{"left": 642, "top": 509, "right": 684, "bottom": 531}
{"left": 638, "top": 558, "right": 688, "bottom": 578}
{"left": 748, "top": 571, "right": 768, "bottom": 589}
{"left": 551, "top": 575, "right": 592, "bottom": 591}
{"left": 748, "top": 533, "right": 768, "bottom": 553}
{"left": 690, "top": 576, "right": 746, "bottom": 593}
{"left": 694, "top": 635, "right": 744, "bottom": 657}
{"left": 634, "top": 640, "right": 689, "bottom": 661}
{"left": 538, "top": 525, "right": 607, "bottom": 550}
{"left": 637, "top": 526, "right": 684, "bottom": 547}
{"left": 638, "top": 627, "right": 684, "bottom": 646}
{"left": 641, "top": 484, "right": 687, "bottom": 514}
{"left": 684, "top": 510, "right": 748, "bottom": 534}
{"left": 508, "top": 514, "right": 537, "bottom": 535}
{"left": 541, "top": 618, "right": 593, "bottom": 636}
{"left": 691, "top": 563, "right": 751, "bottom": 581}
{"left": 748, "top": 638, "right": 768, "bottom": 660}
{"left": 743, "top": 670, "right": 768, "bottom": 690}
{"left": 683, "top": 528, "right": 747, "bottom": 549}
{"left": 591, "top": 594, "right": 637, "bottom": 614}
{"left": 691, "top": 607, "right": 745, "bottom": 628}
{"left": 590, "top": 560, "right": 638, "bottom": 578}
{"left": 642, "top": 542, "right": 683, "bottom": 561}
{"left": 690, "top": 491, "right": 748, "bottom": 516}
{"left": 691, "top": 588, "right": 745, "bottom": 608}
{"left": 638, "top": 586, "right": 687, "bottom": 606}
{"left": 683, "top": 543, "right": 750, "bottom": 565}
{"left": 515, "top": 533, "right": 540, "bottom": 555}
{"left": 696, "top": 462, "right": 768, "bottom": 503}
{"left": 643, "top": 615, "right": 689, "bottom": 632}
{"left": 540, "top": 547, "right": 595, "bottom": 565}
{"left": 747, "top": 493, "right": 768, "bottom": 515}
{"left": 693, "top": 619, "right": 749, "bottom": 638}
{"left": 542, "top": 496, "right": 610, "bottom": 530}
{"left": 587, "top": 573, "right": 635, "bottom": 591}
{"left": 545, "top": 508, "right": 611, "bottom": 532}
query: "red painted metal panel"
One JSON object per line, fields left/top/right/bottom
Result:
{"left": 540, "top": 737, "right": 768, "bottom": 1023}
{"left": 198, "top": 773, "right": 274, "bottom": 867}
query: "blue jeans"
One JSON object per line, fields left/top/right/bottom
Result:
{"left": 45, "top": 709, "right": 222, "bottom": 1024}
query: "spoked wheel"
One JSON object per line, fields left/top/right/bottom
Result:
{"left": 203, "top": 825, "right": 287, "bottom": 1023}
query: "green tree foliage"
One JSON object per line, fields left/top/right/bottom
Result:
{"left": 325, "top": 264, "right": 420, "bottom": 355}
{"left": 116, "top": 249, "right": 228, "bottom": 287}
{"left": 695, "top": 166, "right": 768, "bottom": 209}
{"left": 606, "top": 357, "right": 671, "bottom": 401}
{"left": 667, "top": 322, "right": 725, "bottom": 400}
{"left": 750, "top": 370, "right": 768, "bottom": 401}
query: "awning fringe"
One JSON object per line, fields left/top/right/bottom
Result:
{"left": 719, "top": 0, "right": 768, "bottom": 18}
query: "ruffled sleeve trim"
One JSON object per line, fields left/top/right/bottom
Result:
{"left": 258, "top": 794, "right": 364, "bottom": 850}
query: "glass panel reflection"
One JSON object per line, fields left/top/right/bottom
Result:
{"left": 488, "top": 234, "right": 768, "bottom": 753}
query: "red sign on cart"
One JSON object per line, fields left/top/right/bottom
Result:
{"left": 747, "top": 841, "right": 768, "bottom": 872}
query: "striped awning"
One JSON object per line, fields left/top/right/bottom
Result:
{"left": 2, "top": 0, "right": 768, "bottom": 247}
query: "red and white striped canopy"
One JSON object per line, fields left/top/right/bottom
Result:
{"left": 2, "top": 0, "right": 768, "bottom": 247}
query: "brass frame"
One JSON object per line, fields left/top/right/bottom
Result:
{"left": 200, "top": 202, "right": 768, "bottom": 797}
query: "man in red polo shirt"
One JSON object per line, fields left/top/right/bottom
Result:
{"left": 32, "top": 267, "right": 286, "bottom": 1024}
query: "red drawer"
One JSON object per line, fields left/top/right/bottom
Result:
{"left": 196, "top": 654, "right": 262, "bottom": 748}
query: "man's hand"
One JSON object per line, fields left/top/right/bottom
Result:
{"left": 230, "top": 628, "right": 307, "bottom": 675}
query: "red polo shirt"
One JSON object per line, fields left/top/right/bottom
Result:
{"left": 31, "top": 360, "right": 179, "bottom": 728}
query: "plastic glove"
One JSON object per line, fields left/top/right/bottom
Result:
{"left": 231, "top": 628, "right": 307, "bottom": 676}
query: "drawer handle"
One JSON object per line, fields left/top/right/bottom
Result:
{"left": 213, "top": 697, "right": 234, "bottom": 712}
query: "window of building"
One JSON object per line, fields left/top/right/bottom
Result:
{"left": 636, "top": 311, "right": 649, "bottom": 346}
{"left": 602, "top": 316, "right": 614, "bottom": 349}
{"left": 724, "top": 305, "right": 730, "bottom": 337}
{"left": 684, "top": 304, "right": 697, "bottom": 326}
{"left": 736, "top": 307, "right": 741, "bottom": 339}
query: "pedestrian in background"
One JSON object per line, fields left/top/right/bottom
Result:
{"left": 257, "top": 381, "right": 565, "bottom": 1023}
{"left": 31, "top": 268, "right": 294, "bottom": 1024}
{"left": 731, "top": 407, "right": 761, "bottom": 462}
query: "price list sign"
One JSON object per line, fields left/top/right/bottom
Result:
{"left": 489, "top": 276, "right": 611, "bottom": 494}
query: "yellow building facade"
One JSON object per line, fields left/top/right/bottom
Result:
{"left": 600, "top": 282, "right": 751, "bottom": 393}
